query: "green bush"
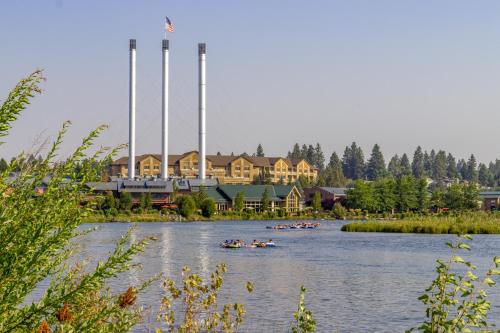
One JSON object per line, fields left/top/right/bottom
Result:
{"left": 331, "top": 202, "right": 347, "bottom": 219}
{"left": 0, "top": 71, "right": 152, "bottom": 332}
{"left": 200, "top": 197, "right": 216, "bottom": 218}
{"left": 177, "top": 195, "right": 196, "bottom": 218}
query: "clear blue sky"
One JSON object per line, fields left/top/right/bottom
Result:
{"left": 2, "top": 0, "right": 500, "bottom": 163}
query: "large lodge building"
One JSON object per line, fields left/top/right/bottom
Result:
{"left": 110, "top": 151, "right": 318, "bottom": 184}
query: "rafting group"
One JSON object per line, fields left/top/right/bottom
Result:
{"left": 266, "top": 222, "right": 321, "bottom": 230}
{"left": 220, "top": 239, "right": 276, "bottom": 249}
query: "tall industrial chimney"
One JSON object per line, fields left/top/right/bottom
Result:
{"left": 128, "top": 39, "right": 136, "bottom": 179}
{"left": 161, "top": 39, "right": 169, "bottom": 180}
{"left": 198, "top": 43, "right": 206, "bottom": 181}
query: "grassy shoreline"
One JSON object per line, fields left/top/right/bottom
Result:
{"left": 341, "top": 213, "right": 500, "bottom": 234}
{"left": 84, "top": 212, "right": 332, "bottom": 223}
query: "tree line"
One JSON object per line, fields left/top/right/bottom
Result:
{"left": 345, "top": 176, "right": 479, "bottom": 213}
{"left": 250, "top": 142, "right": 500, "bottom": 188}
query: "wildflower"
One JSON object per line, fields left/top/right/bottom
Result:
{"left": 56, "top": 303, "right": 73, "bottom": 323}
{"left": 119, "top": 287, "right": 137, "bottom": 308}
{"left": 37, "top": 320, "right": 50, "bottom": 333}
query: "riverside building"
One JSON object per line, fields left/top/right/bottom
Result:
{"left": 110, "top": 151, "right": 318, "bottom": 185}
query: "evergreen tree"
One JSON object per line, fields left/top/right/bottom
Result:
{"left": 325, "top": 152, "right": 347, "bottom": 187}
{"left": 387, "top": 154, "right": 401, "bottom": 178}
{"left": 446, "top": 153, "right": 458, "bottom": 179}
{"left": 353, "top": 143, "right": 366, "bottom": 179}
{"left": 433, "top": 150, "right": 447, "bottom": 181}
{"left": 300, "top": 144, "right": 308, "bottom": 160}
{"left": 423, "top": 151, "right": 433, "bottom": 178}
{"left": 216, "top": 151, "right": 222, "bottom": 156}
{"left": 314, "top": 143, "right": 325, "bottom": 170}
{"left": 366, "top": 144, "right": 386, "bottom": 180}
{"left": 342, "top": 145, "right": 352, "bottom": 179}
{"left": 457, "top": 158, "right": 467, "bottom": 180}
{"left": 400, "top": 154, "right": 412, "bottom": 177}
{"left": 261, "top": 187, "right": 270, "bottom": 212}
{"left": 412, "top": 146, "right": 425, "bottom": 178}
{"left": 466, "top": 154, "right": 478, "bottom": 183}
{"left": 256, "top": 144, "right": 265, "bottom": 157}
{"left": 478, "top": 163, "right": 493, "bottom": 187}
{"left": 290, "top": 143, "right": 301, "bottom": 159}
{"left": 342, "top": 142, "right": 365, "bottom": 180}
{"left": 306, "top": 144, "right": 315, "bottom": 166}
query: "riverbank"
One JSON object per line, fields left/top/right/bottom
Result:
{"left": 341, "top": 213, "right": 500, "bottom": 234}
{"left": 84, "top": 212, "right": 334, "bottom": 223}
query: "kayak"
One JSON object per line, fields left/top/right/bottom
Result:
{"left": 265, "top": 242, "right": 276, "bottom": 247}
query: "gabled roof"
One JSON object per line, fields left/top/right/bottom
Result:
{"left": 273, "top": 185, "right": 299, "bottom": 198}
{"left": 205, "top": 187, "right": 231, "bottom": 203}
{"left": 217, "top": 185, "right": 280, "bottom": 201}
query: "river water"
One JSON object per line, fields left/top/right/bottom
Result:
{"left": 76, "top": 221, "right": 500, "bottom": 332}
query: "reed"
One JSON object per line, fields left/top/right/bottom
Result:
{"left": 341, "top": 212, "right": 500, "bottom": 234}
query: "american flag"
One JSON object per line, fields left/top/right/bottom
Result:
{"left": 165, "top": 16, "right": 174, "bottom": 33}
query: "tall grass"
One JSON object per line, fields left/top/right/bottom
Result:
{"left": 341, "top": 212, "right": 500, "bottom": 234}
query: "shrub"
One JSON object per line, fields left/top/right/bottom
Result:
{"left": 408, "top": 235, "right": 500, "bottom": 332}
{"left": 157, "top": 264, "right": 253, "bottom": 332}
{"left": 177, "top": 195, "right": 196, "bottom": 218}
{"left": 200, "top": 197, "right": 216, "bottom": 218}
{"left": 0, "top": 71, "right": 153, "bottom": 332}
{"left": 331, "top": 202, "right": 347, "bottom": 219}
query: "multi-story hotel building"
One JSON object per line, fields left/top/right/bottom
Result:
{"left": 110, "top": 151, "right": 317, "bottom": 184}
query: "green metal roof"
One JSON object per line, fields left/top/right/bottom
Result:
{"left": 205, "top": 187, "right": 230, "bottom": 203}
{"left": 273, "top": 185, "right": 296, "bottom": 198}
{"left": 217, "top": 185, "right": 281, "bottom": 201}
{"left": 479, "top": 191, "right": 500, "bottom": 198}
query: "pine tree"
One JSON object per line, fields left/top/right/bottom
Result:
{"left": 466, "top": 154, "right": 478, "bottom": 182}
{"left": 400, "top": 153, "right": 412, "bottom": 177}
{"left": 342, "top": 146, "right": 353, "bottom": 179}
{"left": 457, "top": 158, "right": 467, "bottom": 180}
{"left": 314, "top": 143, "right": 325, "bottom": 170}
{"left": 388, "top": 154, "right": 401, "bottom": 178}
{"left": 366, "top": 144, "right": 386, "bottom": 180}
{"left": 433, "top": 150, "right": 447, "bottom": 181}
{"left": 478, "top": 163, "right": 493, "bottom": 187}
{"left": 306, "top": 144, "right": 315, "bottom": 166}
{"left": 256, "top": 144, "right": 265, "bottom": 157}
{"left": 289, "top": 143, "right": 301, "bottom": 159}
{"left": 325, "top": 152, "right": 347, "bottom": 187}
{"left": 412, "top": 146, "right": 425, "bottom": 178}
{"left": 446, "top": 153, "right": 458, "bottom": 179}
{"left": 300, "top": 144, "right": 308, "bottom": 160}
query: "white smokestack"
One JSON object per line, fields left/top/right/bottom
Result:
{"left": 198, "top": 43, "right": 206, "bottom": 180}
{"left": 161, "top": 39, "right": 169, "bottom": 180}
{"left": 128, "top": 39, "right": 136, "bottom": 179}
